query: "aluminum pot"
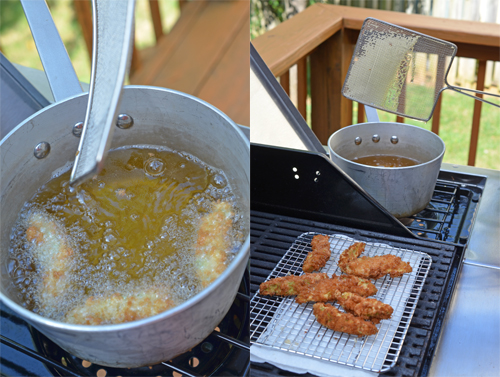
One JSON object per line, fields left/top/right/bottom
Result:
{"left": 328, "top": 122, "right": 445, "bottom": 218}
{"left": 0, "top": 86, "right": 250, "bottom": 367}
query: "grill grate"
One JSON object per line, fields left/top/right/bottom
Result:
{"left": 404, "top": 179, "right": 475, "bottom": 243}
{"left": 249, "top": 145, "right": 484, "bottom": 377}
{"left": 250, "top": 211, "right": 462, "bottom": 377}
{"left": 250, "top": 232, "right": 431, "bottom": 373}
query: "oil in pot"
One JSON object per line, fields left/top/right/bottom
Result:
{"left": 351, "top": 154, "right": 420, "bottom": 167}
{"left": 7, "top": 146, "right": 245, "bottom": 323}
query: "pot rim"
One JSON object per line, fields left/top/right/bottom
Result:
{"left": 0, "top": 85, "right": 250, "bottom": 333}
{"left": 327, "top": 122, "right": 446, "bottom": 170}
{"left": 1, "top": 85, "right": 250, "bottom": 149}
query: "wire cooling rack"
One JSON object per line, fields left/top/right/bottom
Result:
{"left": 250, "top": 232, "right": 432, "bottom": 373}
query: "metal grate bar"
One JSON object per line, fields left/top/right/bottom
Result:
{"left": 212, "top": 332, "right": 250, "bottom": 351}
{"left": 405, "top": 180, "right": 466, "bottom": 241}
{"left": 410, "top": 228, "right": 441, "bottom": 236}
{"left": 0, "top": 335, "right": 81, "bottom": 377}
{"left": 237, "top": 292, "right": 250, "bottom": 302}
{"left": 161, "top": 361, "right": 202, "bottom": 377}
{"left": 430, "top": 199, "right": 454, "bottom": 205}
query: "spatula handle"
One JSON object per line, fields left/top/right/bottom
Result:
{"left": 70, "top": 0, "right": 136, "bottom": 186}
{"left": 446, "top": 85, "right": 500, "bottom": 108}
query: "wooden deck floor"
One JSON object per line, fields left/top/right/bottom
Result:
{"left": 130, "top": 1, "right": 249, "bottom": 126}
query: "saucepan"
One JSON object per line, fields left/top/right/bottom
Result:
{"left": 328, "top": 121, "right": 445, "bottom": 219}
{"left": 0, "top": 87, "right": 250, "bottom": 368}
{"left": 0, "top": 1, "right": 249, "bottom": 369}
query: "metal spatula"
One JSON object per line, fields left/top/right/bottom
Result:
{"left": 70, "top": 0, "right": 136, "bottom": 185}
{"left": 342, "top": 18, "right": 500, "bottom": 122}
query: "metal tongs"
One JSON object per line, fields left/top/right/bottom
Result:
{"left": 21, "top": 0, "right": 135, "bottom": 186}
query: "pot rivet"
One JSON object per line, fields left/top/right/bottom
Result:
{"left": 116, "top": 113, "right": 134, "bottom": 129}
{"left": 354, "top": 137, "right": 362, "bottom": 145}
{"left": 34, "top": 142, "right": 50, "bottom": 159}
{"left": 72, "top": 122, "right": 84, "bottom": 137}
{"left": 390, "top": 135, "right": 399, "bottom": 144}
{"left": 372, "top": 134, "right": 380, "bottom": 143}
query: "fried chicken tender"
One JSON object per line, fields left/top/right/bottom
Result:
{"left": 295, "top": 274, "right": 377, "bottom": 304}
{"left": 65, "top": 288, "right": 175, "bottom": 325}
{"left": 259, "top": 273, "right": 328, "bottom": 296}
{"left": 343, "top": 254, "right": 412, "bottom": 280}
{"left": 195, "top": 201, "right": 233, "bottom": 288}
{"left": 303, "top": 234, "right": 331, "bottom": 273}
{"left": 25, "top": 212, "right": 75, "bottom": 312}
{"left": 337, "top": 242, "right": 365, "bottom": 271}
{"left": 337, "top": 292, "right": 393, "bottom": 324}
{"left": 313, "top": 303, "right": 378, "bottom": 337}
{"left": 339, "top": 243, "right": 412, "bottom": 280}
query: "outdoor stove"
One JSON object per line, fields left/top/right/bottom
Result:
{"left": 249, "top": 144, "right": 486, "bottom": 377}
{"left": 248, "top": 40, "right": 495, "bottom": 375}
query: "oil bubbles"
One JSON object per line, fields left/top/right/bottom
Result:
{"left": 144, "top": 157, "right": 165, "bottom": 177}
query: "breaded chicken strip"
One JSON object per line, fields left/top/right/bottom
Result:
{"left": 295, "top": 274, "right": 377, "bottom": 304}
{"left": 337, "top": 242, "right": 365, "bottom": 272}
{"left": 65, "top": 288, "right": 174, "bottom": 325}
{"left": 313, "top": 303, "right": 378, "bottom": 337}
{"left": 343, "top": 255, "right": 412, "bottom": 280}
{"left": 195, "top": 201, "right": 233, "bottom": 288}
{"left": 338, "top": 242, "right": 412, "bottom": 280}
{"left": 303, "top": 234, "right": 331, "bottom": 273}
{"left": 25, "top": 211, "right": 75, "bottom": 312}
{"left": 337, "top": 274, "right": 378, "bottom": 297}
{"left": 337, "top": 292, "right": 393, "bottom": 324}
{"left": 259, "top": 273, "right": 328, "bottom": 296}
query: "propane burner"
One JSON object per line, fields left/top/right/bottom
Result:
{"left": 30, "top": 286, "right": 249, "bottom": 377}
{"left": 0, "top": 272, "right": 249, "bottom": 377}
{"left": 393, "top": 176, "right": 483, "bottom": 243}
{"left": 403, "top": 202, "right": 451, "bottom": 240}
{"left": 399, "top": 203, "right": 442, "bottom": 234}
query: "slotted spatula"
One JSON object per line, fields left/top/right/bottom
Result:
{"left": 342, "top": 18, "right": 500, "bottom": 122}
{"left": 70, "top": 0, "right": 136, "bottom": 185}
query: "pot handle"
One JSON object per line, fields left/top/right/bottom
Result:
{"left": 365, "top": 106, "right": 380, "bottom": 123}
{"left": 20, "top": 0, "right": 83, "bottom": 102}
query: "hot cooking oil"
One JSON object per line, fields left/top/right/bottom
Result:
{"left": 8, "top": 146, "right": 244, "bottom": 321}
{"left": 351, "top": 154, "right": 420, "bottom": 167}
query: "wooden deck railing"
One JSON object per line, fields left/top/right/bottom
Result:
{"left": 252, "top": 4, "right": 500, "bottom": 166}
